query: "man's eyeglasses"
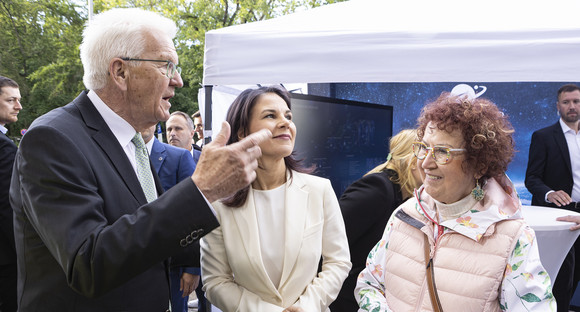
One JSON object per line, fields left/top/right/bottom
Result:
{"left": 121, "top": 58, "right": 182, "bottom": 79}
{"left": 412, "top": 142, "right": 466, "bottom": 165}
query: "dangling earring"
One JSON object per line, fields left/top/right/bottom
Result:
{"left": 471, "top": 178, "right": 484, "bottom": 201}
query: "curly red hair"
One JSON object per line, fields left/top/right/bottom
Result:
{"left": 416, "top": 92, "right": 515, "bottom": 180}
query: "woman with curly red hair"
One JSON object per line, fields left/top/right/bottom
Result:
{"left": 356, "top": 93, "right": 555, "bottom": 311}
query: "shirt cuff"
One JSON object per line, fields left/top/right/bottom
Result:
{"left": 196, "top": 185, "right": 217, "bottom": 216}
{"left": 545, "top": 190, "right": 555, "bottom": 203}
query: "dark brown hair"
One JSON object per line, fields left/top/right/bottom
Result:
{"left": 0, "top": 76, "right": 19, "bottom": 94}
{"left": 558, "top": 84, "right": 580, "bottom": 101}
{"left": 416, "top": 92, "right": 515, "bottom": 180}
{"left": 222, "top": 85, "right": 312, "bottom": 207}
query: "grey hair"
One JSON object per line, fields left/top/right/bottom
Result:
{"left": 170, "top": 111, "right": 194, "bottom": 131}
{"left": 80, "top": 8, "right": 177, "bottom": 90}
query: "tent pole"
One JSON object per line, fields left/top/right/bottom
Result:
{"left": 203, "top": 85, "right": 213, "bottom": 144}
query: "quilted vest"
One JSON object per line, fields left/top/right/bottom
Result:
{"left": 383, "top": 199, "right": 526, "bottom": 312}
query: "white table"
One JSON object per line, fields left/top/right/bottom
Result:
{"left": 521, "top": 205, "right": 580, "bottom": 283}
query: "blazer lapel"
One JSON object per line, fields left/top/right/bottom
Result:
{"left": 231, "top": 192, "right": 280, "bottom": 294}
{"left": 150, "top": 138, "right": 167, "bottom": 174}
{"left": 279, "top": 172, "right": 308, "bottom": 288}
{"left": 553, "top": 122, "right": 573, "bottom": 174}
{"left": 73, "top": 92, "right": 148, "bottom": 205}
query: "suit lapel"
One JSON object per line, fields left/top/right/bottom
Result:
{"left": 73, "top": 92, "right": 148, "bottom": 205}
{"left": 553, "top": 122, "right": 573, "bottom": 174}
{"left": 231, "top": 192, "right": 279, "bottom": 294}
{"left": 150, "top": 138, "right": 167, "bottom": 174}
{"left": 279, "top": 172, "right": 308, "bottom": 288}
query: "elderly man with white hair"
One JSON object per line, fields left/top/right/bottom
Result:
{"left": 9, "top": 8, "right": 270, "bottom": 312}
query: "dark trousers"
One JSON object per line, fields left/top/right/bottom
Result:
{"left": 0, "top": 263, "right": 17, "bottom": 312}
{"left": 195, "top": 279, "right": 207, "bottom": 312}
{"left": 554, "top": 237, "right": 580, "bottom": 312}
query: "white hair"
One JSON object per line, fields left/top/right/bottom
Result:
{"left": 80, "top": 8, "right": 177, "bottom": 90}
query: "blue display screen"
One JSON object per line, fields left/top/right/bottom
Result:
{"left": 290, "top": 93, "right": 393, "bottom": 196}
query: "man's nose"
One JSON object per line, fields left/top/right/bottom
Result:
{"left": 171, "top": 72, "right": 184, "bottom": 88}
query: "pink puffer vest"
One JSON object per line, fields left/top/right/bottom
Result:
{"left": 383, "top": 199, "right": 526, "bottom": 312}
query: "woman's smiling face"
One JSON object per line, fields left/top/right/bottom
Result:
{"left": 419, "top": 122, "right": 475, "bottom": 204}
{"left": 246, "top": 92, "right": 296, "bottom": 161}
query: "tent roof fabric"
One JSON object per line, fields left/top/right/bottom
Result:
{"left": 203, "top": 0, "right": 580, "bottom": 84}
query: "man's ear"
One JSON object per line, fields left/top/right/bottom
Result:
{"left": 109, "top": 58, "right": 128, "bottom": 91}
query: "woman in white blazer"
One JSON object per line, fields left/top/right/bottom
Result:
{"left": 201, "top": 85, "right": 351, "bottom": 312}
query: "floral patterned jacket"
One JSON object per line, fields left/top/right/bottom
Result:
{"left": 355, "top": 176, "right": 555, "bottom": 312}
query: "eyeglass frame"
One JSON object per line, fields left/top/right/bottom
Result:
{"left": 120, "top": 58, "right": 182, "bottom": 79}
{"left": 412, "top": 141, "right": 466, "bottom": 165}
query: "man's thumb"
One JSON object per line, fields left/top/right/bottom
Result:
{"left": 211, "top": 121, "right": 231, "bottom": 147}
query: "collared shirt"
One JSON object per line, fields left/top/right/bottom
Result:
{"left": 87, "top": 90, "right": 158, "bottom": 196}
{"left": 145, "top": 137, "right": 154, "bottom": 155}
{"left": 86, "top": 91, "right": 217, "bottom": 214}
{"left": 0, "top": 124, "right": 7, "bottom": 135}
{"left": 560, "top": 118, "right": 580, "bottom": 202}
{"left": 87, "top": 91, "right": 139, "bottom": 172}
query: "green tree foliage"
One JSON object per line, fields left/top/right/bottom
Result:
{"left": 0, "top": 0, "right": 344, "bottom": 139}
{"left": 0, "top": 0, "right": 85, "bottom": 137}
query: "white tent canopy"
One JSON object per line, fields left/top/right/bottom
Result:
{"left": 203, "top": 0, "right": 580, "bottom": 85}
{"left": 200, "top": 0, "right": 580, "bottom": 139}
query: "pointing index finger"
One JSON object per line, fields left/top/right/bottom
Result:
{"left": 235, "top": 129, "right": 272, "bottom": 150}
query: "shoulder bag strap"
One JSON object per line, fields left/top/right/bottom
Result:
{"left": 424, "top": 235, "right": 443, "bottom": 312}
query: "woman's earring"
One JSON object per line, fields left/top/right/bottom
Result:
{"left": 471, "top": 178, "right": 484, "bottom": 201}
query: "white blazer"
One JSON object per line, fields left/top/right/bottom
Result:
{"left": 201, "top": 171, "right": 351, "bottom": 312}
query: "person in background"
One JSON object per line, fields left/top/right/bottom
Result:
{"left": 201, "top": 85, "right": 351, "bottom": 312}
{"left": 141, "top": 125, "right": 199, "bottom": 312}
{"left": 165, "top": 111, "right": 208, "bottom": 310}
{"left": 525, "top": 84, "right": 580, "bottom": 312}
{"left": 192, "top": 111, "right": 204, "bottom": 150}
{"left": 8, "top": 8, "right": 270, "bottom": 312}
{"left": 167, "top": 111, "right": 202, "bottom": 161}
{"left": 356, "top": 92, "right": 554, "bottom": 311}
{"left": 0, "top": 76, "right": 22, "bottom": 312}
{"left": 330, "top": 129, "right": 423, "bottom": 312}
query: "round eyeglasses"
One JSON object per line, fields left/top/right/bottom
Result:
{"left": 412, "top": 142, "right": 466, "bottom": 165}
{"left": 121, "top": 58, "right": 182, "bottom": 79}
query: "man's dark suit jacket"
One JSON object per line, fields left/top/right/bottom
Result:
{"left": 150, "top": 138, "right": 200, "bottom": 270}
{"left": 9, "top": 91, "right": 219, "bottom": 312}
{"left": 525, "top": 121, "right": 574, "bottom": 209}
{"left": 525, "top": 121, "right": 580, "bottom": 312}
{"left": 0, "top": 132, "right": 17, "bottom": 265}
{"left": 330, "top": 169, "right": 403, "bottom": 312}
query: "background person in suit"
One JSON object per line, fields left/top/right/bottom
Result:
{"left": 8, "top": 8, "right": 270, "bottom": 312}
{"left": 164, "top": 111, "right": 208, "bottom": 310}
{"left": 0, "top": 76, "right": 22, "bottom": 312}
{"left": 192, "top": 111, "right": 204, "bottom": 149}
{"left": 525, "top": 84, "right": 580, "bottom": 312}
{"left": 201, "top": 85, "right": 351, "bottom": 312}
{"left": 142, "top": 125, "right": 199, "bottom": 312}
{"left": 167, "top": 111, "right": 202, "bottom": 157}
{"left": 330, "top": 129, "right": 423, "bottom": 312}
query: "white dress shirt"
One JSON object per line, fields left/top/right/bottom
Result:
{"left": 560, "top": 118, "right": 580, "bottom": 202}
{"left": 87, "top": 90, "right": 158, "bottom": 196}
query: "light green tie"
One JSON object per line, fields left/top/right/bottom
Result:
{"left": 131, "top": 133, "right": 157, "bottom": 203}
